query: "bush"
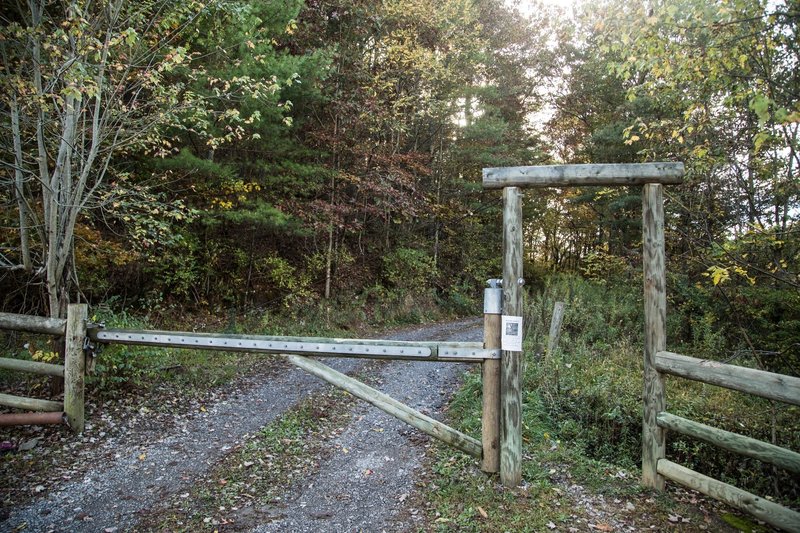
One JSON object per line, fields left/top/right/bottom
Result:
{"left": 382, "top": 247, "right": 437, "bottom": 292}
{"left": 87, "top": 309, "right": 174, "bottom": 393}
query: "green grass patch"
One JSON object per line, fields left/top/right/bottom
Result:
{"left": 526, "top": 274, "right": 799, "bottom": 505}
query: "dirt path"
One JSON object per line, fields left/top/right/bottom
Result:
{"left": 1, "top": 318, "right": 481, "bottom": 532}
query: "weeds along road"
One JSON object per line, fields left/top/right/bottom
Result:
{"left": 2, "top": 318, "right": 482, "bottom": 532}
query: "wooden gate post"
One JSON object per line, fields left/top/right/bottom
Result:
{"left": 642, "top": 184, "right": 666, "bottom": 490}
{"left": 481, "top": 280, "right": 502, "bottom": 473}
{"left": 64, "top": 303, "right": 88, "bottom": 433}
{"left": 501, "top": 186, "right": 524, "bottom": 487}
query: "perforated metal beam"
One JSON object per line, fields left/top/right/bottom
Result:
{"left": 90, "top": 328, "right": 500, "bottom": 362}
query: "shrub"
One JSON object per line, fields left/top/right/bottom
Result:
{"left": 382, "top": 247, "right": 437, "bottom": 292}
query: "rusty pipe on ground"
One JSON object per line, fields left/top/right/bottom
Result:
{"left": 0, "top": 411, "right": 66, "bottom": 426}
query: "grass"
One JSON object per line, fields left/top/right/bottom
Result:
{"left": 527, "top": 275, "right": 799, "bottom": 506}
{"left": 414, "top": 372, "right": 742, "bottom": 532}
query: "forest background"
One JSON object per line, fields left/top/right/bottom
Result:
{"left": 1, "top": 0, "right": 799, "bottom": 510}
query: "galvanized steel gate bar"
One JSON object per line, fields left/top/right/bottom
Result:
{"left": 88, "top": 328, "right": 500, "bottom": 362}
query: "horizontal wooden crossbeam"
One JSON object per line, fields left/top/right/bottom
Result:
{"left": 0, "top": 392, "right": 63, "bottom": 412}
{"left": 0, "top": 312, "right": 67, "bottom": 336}
{"left": 658, "top": 459, "right": 800, "bottom": 532}
{"left": 657, "top": 412, "right": 800, "bottom": 474}
{"left": 482, "top": 162, "right": 684, "bottom": 189}
{"left": 0, "top": 357, "right": 65, "bottom": 377}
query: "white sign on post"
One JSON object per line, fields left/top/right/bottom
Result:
{"left": 501, "top": 315, "right": 523, "bottom": 351}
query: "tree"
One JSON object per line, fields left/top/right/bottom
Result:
{"left": 548, "top": 0, "right": 800, "bottom": 369}
{"left": 0, "top": 0, "right": 299, "bottom": 316}
{"left": 1, "top": 1, "right": 205, "bottom": 316}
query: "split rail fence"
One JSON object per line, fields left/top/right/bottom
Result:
{"left": 0, "top": 305, "right": 87, "bottom": 430}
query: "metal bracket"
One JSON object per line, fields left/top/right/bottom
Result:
{"left": 83, "top": 321, "right": 105, "bottom": 375}
{"left": 439, "top": 347, "right": 501, "bottom": 360}
{"left": 82, "top": 336, "right": 99, "bottom": 375}
{"left": 85, "top": 321, "right": 105, "bottom": 339}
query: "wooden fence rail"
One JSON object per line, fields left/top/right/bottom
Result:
{"left": 655, "top": 351, "right": 800, "bottom": 406}
{"left": 657, "top": 460, "right": 800, "bottom": 532}
{"left": 0, "top": 392, "right": 63, "bottom": 412}
{"left": 0, "top": 358, "right": 65, "bottom": 377}
{"left": 656, "top": 412, "right": 800, "bottom": 475}
{"left": 286, "top": 354, "right": 483, "bottom": 458}
{"left": 0, "top": 312, "right": 66, "bottom": 336}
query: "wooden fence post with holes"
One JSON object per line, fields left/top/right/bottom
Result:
{"left": 642, "top": 183, "right": 667, "bottom": 490}
{"left": 64, "top": 303, "right": 88, "bottom": 433}
{"left": 501, "top": 186, "right": 524, "bottom": 487}
{"left": 482, "top": 281, "right": 502, "bottom": 473}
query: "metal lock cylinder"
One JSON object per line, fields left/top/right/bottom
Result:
{"left": 483, "top": 278, "right": 503, "bottom": 315}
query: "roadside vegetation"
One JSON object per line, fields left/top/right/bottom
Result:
{"left": 417, "top": 273, "right": 799, "bottom": 531}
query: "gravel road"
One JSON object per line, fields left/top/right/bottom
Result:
{"left": 2, "top": 318, "right": 482, "bottom": 532}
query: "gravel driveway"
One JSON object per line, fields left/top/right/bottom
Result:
{"left": 1, "top": 318, "right": 482, "bottom": 532}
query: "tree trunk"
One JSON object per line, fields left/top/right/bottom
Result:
{"left": 325, "top": 112, "right": 340, "bottom": 300}
{"left": 325, "top": 221, "right": 334, "bottom": 299}
{"left": 10, "top": 95, "right": 32, "bottom": 272}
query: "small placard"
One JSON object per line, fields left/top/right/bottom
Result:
{"left": 501, "top": 315, "right": 523, "bottom": 351}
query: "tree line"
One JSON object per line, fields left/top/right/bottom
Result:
{"left": 1, "top": 0, "right": 797, "bottom": 373}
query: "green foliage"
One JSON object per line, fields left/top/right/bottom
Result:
{"left": 580, "top": 249, "right": 631, "bottom": 283}
{"left": 525, "top": 275, "right": 799, "bottom": 505}
{"left": 87, "top": 307, "right": 243, "bottom": 394}
{"left": 259, "top": 253, "right": 316, "bottom": 310}
{"left": 88, "top": 310, "right": 174, "bottom": 392}
{"left": 382, "top": 248, "right": 437, "bottom": 291}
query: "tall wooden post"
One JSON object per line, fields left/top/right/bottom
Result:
{"left": 501, "top": 187, "right": 523, "bottom": 487}
{"left": 642, "top": 184, "right": 666, "bottom": 490}
{"left": 64, "top": 303, "right": 88, "bottom": 433}
{"left": 481, "top": 281, "right": 502, "bottom": 473}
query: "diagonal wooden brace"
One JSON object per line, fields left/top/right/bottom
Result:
{"left": 284, "top": 354, "right": 482, "bottom": 459}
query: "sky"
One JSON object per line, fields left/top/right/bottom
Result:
{"left": 508, "top": 0, "right": 577, "bottom": 16}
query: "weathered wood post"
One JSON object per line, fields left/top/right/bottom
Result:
{"left": 642, "top": 183, "right": 666, "bottom": 490}
{"left": 501, "top": 186, "right": 524, "bottom": 487}
{"left": 546, "top": 301, "right": 566, "bottom": 360}
{"left": 64, "top": 303, "right": 88, "bottom": 433}
{"left": 482, "top": 279, "right": 502, "bottom": 473}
